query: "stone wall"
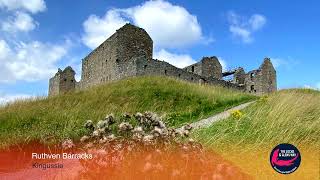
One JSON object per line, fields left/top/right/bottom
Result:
{"left": 59, "top": 66, "right": 76, "bottom": 94}
{"left": 136, "top": 57, "right": 203, "bottom": 83}
{"left": 79, "top": 23, "right": 153, "bottom": 89}
{"left": 48, "top": 67, "right": 76, "bottom": 96}
{"left": 48, "top": 23, "right": 276, "bottom": 96}
{"left": 233, "top": 67, "right": 246, "bottom": 85}
{"left": 183, "top": 60, "right": 202, "bottom": 78}
{"left": 184, "top": 56, "right": 222, "bottom": 79}
{"left": 48, "top": 70, "right": 61, "bottom": 96}
{"left": 79, "top": 33, "right": 118, "bottom": 89}
{"left": 244, "top": 58, "right": 276, "bottom": 95}
{"left": 259, "top": 58, "right": 277, "bottom": 93}
{"left": 134, "top": 56, "right": 244, "bottom": 91}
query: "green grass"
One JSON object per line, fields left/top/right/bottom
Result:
{"left": 193, "top": 89, "right": 320, "bottom": 150}
{"left": 0, "top": 76, "right": 255, "bottom": 148}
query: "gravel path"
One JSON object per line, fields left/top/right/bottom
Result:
{"left": 177, "top": 101, "right": 255, "bottom": 131}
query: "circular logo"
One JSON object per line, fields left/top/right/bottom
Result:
{"left": 270, "top": 143, "right": 301, "bottom": 174}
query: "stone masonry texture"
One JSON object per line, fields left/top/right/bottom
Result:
{"left": 48, "top": 23, "right": 277, "bottom": 96}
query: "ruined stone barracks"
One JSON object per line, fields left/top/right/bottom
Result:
{"left": 49, "top": 23, "right": 276, "bottom": 96}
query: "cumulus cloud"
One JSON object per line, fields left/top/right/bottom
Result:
{"left": 0, "top": 0, "right": 46, "bottom": 14}
{"left": 227, "top": 11, "right": 266, "bottom": 43}
{"left": 270, "top": 57, "right": 288, "bottom": 68}
{"left": 216, "top": 57, "right": 228, "bottom": 72}
{"left": 0, "top": 39, "right": 71, "bottom": 83}
{"left": 154, "top": 50, "right": 229, "bottom": 70}
{"left": 269, "top": 57, "right": 298, "bottom": 70}
{"left": 0, "top": 92, "right": 32, "bottom": 105}
{"left": 82, "top": 10, "right": 129, "bottom": 49}
{"left": 154, "top": 49, "right": 196, "bottom": 68}
{"left": 249, "top": 14, "right": 267, "bottom": 30}
{"left": 82, "top": 0, "right": 204, "bottom": 49}
{"left": 0, "top": 0, "right": 70, "bottom": 84}
{"left": 124, "top": 0, "right": 203, "bottom": 48}
{"left": 1, "top": 11, "right": 37, "bottom": 32}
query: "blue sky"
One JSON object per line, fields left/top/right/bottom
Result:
{"left": 0, "top": 0, "right": 319, "bottom": 103}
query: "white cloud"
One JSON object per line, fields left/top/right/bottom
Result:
{"left": 82, "top": 0, "right": 205, "bottom": 49}
{"left": 0, "top": 93, "right": 32, "bottom": 105}
{"left": 227, "top": 11, "right": 266, "bottom": 43}
{"left": 0, "top": 0, "right": 71, "bottom": 84}
{"left": 303, "top": 84, "right": 320, "bottom": 90}
{"left": 1, "top": 11, "right": 37, "bottom": 32}
{"left": 0, "top": 0, "right": 46, "bottom": 14}
{"left": 229, "top": 26, "right": 252, "bottom": 43}
{"left": 270, "top": 57, "right": 298, "bottom": 70}
{"left": 82, "top": 9, "right": 128, "bottom": 49}
{"left": 154, "top": 49, "right": 195, "bottom": 68}
{"left": 217, "top": 57, "right": 228, "bottom": 71}
{"left": 0, "top": 39, "right": 11, "bottom": 58}
{"left": 0, "top": 39, "right": 71, "bottom": 83}
{"left": 154, "top": 50, "right": 228, "bottom": 71}
{"left": 124, "top": 0, "right": 203, "bottom": 48}
{"left": 270, "top": 57, "right": 287, "bottom": 68}
{"left": 249, "top": 14, "right": 267, "bottom": 30}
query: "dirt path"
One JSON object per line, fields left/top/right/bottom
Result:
{"left": 177, "top": 101, "right": 255, "bottom": 131}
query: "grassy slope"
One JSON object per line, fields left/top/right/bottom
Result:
{"left": 193, "top": 89, "right": 320, "bottom": 149}
{"left": 193, "top": 89, "right": 320, "bottom": 179}
{"left": 0, "top": 76, "right": 255, "bottom": 148}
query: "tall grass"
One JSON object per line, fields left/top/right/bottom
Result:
{"left": 193, "top": 89, "right": 320, "bottom": 179}
{"left": 193, "top": 89, "right": 320, "bottom": 150}
{"left": 0, "top": 76, "right": 255, "bottom": 148}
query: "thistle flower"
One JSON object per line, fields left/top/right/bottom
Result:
{"left": 167, "top": 128, "right": 177, "bottom": 138}
{"left": 157, "top": 120, "right": 166, "bottom": 129}
{"left": 62, "top": 139, "right": 75, "bottom": 149}
{"left": 122, "top": 112, "right": 131, "bottom": 119}
{"left": 99, "top": 126, "right": 110, "bottom": 134}
{"left": 183, "top": 124, "right": 192, "bottom": 131}
{"left": 107, "top": 134, "right": 116, "bottom": 141}
{"left": 144, "top": 111, "right": 154, "bottom": 120}
{"left": 119, "top": 122, "right": 133, "bottom": 132}
{"left": 150, "top": 113, "right": 161, "bottom": 123}
{"left": 178, "top": 129, "right": 190, "bottom": 137}
{"left": 132, "top": 126, "right": 144, "bottom": 134}
{"left": 80, "top": 135, "right": 90, "bottom": 143}
{"left": 105, "top": 114, "right": 115, "bottom": 125}
{"left": 133, "top": 133, "right": 143, "bottom": 140}
{"left": 152, "top": 126, "right": 164, "bottom": 137}
{"left": 84, "top": 120, "right": 94, "bottom": 130}
{"left": 134, "top": 112, "right": 143, "bottom": 122}
{"left": 143, "top": 135, "right": 154, "bottom": 144}
{"left": 152, "top": 120, "right": 166, "bottom": 129}
{"left": 92, "top": 130, "right": 100, "bottom": 137}
{"left": 84, "top": 142, "right": 93, "bottom": 149}
{"left": 99, "top": 136, "right": 108, "bottom": 144}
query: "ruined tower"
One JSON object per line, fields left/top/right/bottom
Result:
{"left": 244, "top": 58, "right": 277, "bottom": 94}
{"left": 80, "top": 23, "right": 153, "bottom": 89}
{"left": 48, "top": 66, "right": 76, "bottom": 96}
{"left": 184, "top": 56, "right": 222, "bottom": 79}
{"left": 233, "top": 67, "right": 246, "bottom": 85}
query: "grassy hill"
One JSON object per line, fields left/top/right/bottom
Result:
{"left": 193, "top": 88, "right": 320, "bottom": 149}
{"left": 192, "top": 89, "right": 320, "bottom": 179}
{"left": 0, "top": 76, "right": 255, "bottom": 148}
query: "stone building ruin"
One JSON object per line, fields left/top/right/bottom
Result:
{"left": 49, "top": 66, "right": 76, "bottom": 96}
{"left": 49, "top": 23, "right": 276, "bottom": 96}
